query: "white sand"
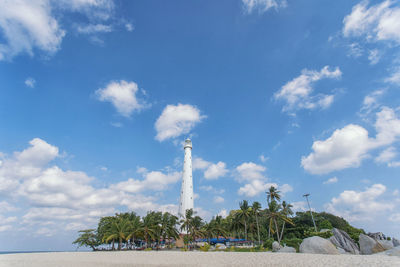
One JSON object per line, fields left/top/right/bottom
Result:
{"left": 0, "top": 251, "right": 399, "bottom": 267}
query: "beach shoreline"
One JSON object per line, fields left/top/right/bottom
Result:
{"left": 0, "top": 251, "right": 399, "bottom": 267}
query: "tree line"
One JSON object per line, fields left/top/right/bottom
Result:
{"left": 73, "top": 186, "right": 364, "bottom": 251}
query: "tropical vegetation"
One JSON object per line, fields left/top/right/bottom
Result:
{"left": 73, "top": 186, "right": 365, "bottom": 251}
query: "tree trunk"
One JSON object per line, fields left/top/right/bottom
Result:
{"left": 279, "top": 222, "right": 286, "bottom": 242}
{"left": 256, "top": 215, "right": 260, "bottom": 245}
{"left": 118, "top": 237, "right": 122, "bottom": 250}
{"left": 274, "top": 218, "right": 280, "bottom": 244}
{"left": 244, "top": 221, "right": 247, "bottom": 240}
{"left": 112, "top": 240, "right": 115, "bottom": 251}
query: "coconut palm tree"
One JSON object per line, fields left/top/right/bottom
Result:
{"left": 236, "top": 200, "right": 251, "bottom": 240}
{"left": 210, "top": 215, "right": 228, "bottom": 238}
{"left": 126, "top": 213, "right": 142, "bottom": 249}
{"left": 141, "top": 211, "right": 161, "bottom": 248}
{"left": 266, "top": 186, "right": 281, "bottom": 205}
{"left": 252, "top": 201, "right": 262, "bottom": 245}
{"left": 98, "top": 216, "right": 117, "bottom": 250}
{"left": 266, "top": 200, "right": 294, "bottom": 244}
{"left": 160, "top": 212, "right": 179, "bottom": 248}
{"left": 279, "top": 201, "right": 294, "bottom": 241}
{"left": 103, "top": 217, "right": 131, "bottom": 250}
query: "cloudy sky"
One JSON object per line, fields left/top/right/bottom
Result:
{"left": 1, "top": 0, "right": 400, "bottom": 251}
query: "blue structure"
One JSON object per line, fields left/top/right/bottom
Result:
{"left": 196, "top": 238, "right": 247, "bottom": 245}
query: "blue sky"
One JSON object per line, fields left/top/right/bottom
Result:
{"left": 1, "top": 0, "right": 400, "bottom": 251}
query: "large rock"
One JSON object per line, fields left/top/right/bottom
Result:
{"left": 272, "top": 241, "right": 281, "bottom": 252}
{"left": 377, "top": 240, "right": 394, "bottom": 250}
{"left": 393, "top": 238, "right": 400, "bottom": 247}
{"left": 299, "top": 236, "right": 339, "bottom": 255}
{"left": 368, "top": 232, "right": 386, "bottom": 240}
{"left": 376, "top": 246, "right": 400, "bottom": 256}
{"left": 329, "top": 228, "right": 360, "bottom": 255}
{"left": 359, "top": 234, "right": 386, "bottom": 255}
{"left": 278, "top": 246, "right": 296, "bottom": 253}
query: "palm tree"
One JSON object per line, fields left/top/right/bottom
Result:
{"left": 160, "top": 212, "right": 179, "bottom": 248}
{"left": 98, "top": 216, "right": 117, "bottom": 250}
{"left": 180, "top": 209, "right": 205, "bottom": 249}
{"left": 126, "top": 213, "right": 142, "bottom": 249}
{"left": 266, "top": 186, "right": 281, "bottom": 205}
{"left": 266, "top": 200, "right": 294, "bottom": 244}
{"left": 103, "top": 217, "right": 131, "bottom": 250}
{"left": 252, "top": 201, "right": 262, "bottom": 245}
{"left": 236, "top": 200, "right": 251, "bottom": 240}
{"left": 210, "top": 215, "right": 228, "bottom": 238}
{"left": 279, "top": 201, "right": 294, "bottom": 241}
{"left": 141, "top": 211, "right": 160, "bottom": 248}
{"left": 73, "top": 229, "right": 99, "bottom": 251}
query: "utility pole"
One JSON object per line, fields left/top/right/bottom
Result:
{"left": 303, "top": 193, "right": 317, "bottom": 232}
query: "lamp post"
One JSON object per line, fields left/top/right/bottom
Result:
{"left": 303, "top": 193, "right": 317, "bottom": 232}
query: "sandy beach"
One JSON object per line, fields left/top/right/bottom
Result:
{"left": 0, "top": 251, "right": 399, "bottom": 267}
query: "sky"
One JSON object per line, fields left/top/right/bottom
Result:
{"left": 0, "top": 0, "right": 400, "bottom": 251}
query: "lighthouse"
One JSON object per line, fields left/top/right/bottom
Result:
{"left": 179, "top": 138, "right": 194, "bottom": 220}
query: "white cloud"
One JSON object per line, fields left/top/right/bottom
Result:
{"left": 279, "top": 183, "right": 293, "bottom": 194}
{"left": 375, "top": 146, "right": 397, "bottom": 163}
{"left": 291, "top": 201, "right": 314, "bottom": 213}
{"left": 76, "top": 24, "right": 112, "bottom": 34}
{"left": 389, "top": 213, "right": 400, "bottom": 222}
{"left": 125, "top": 23, "right": 134, "bottom": 32}
{"left": 239, "top": 180, "right": 277, "bottom": 197}
{"left": 368, "top": 49, "right": 381, "bottom": 65}
{"left": 155, "top": 104, "right": 205, "bottom": 142}
{"left": 323, "top": 177, "right": 338, "bottom": 184}
{"left": 213, "top": 196, "right": 224, "bottom": 204}
{"left": 385, "top": 67, "right": 400, "bottom": 85}
{"left": 325, "top": 184, "right": 394, "bottom": 222}
{"left": 235, "top": 162, "right": 266, "bottom": 182}
{"left": 343, "top": 1, "right": 400, "bottom": 44}
{"left": 388, "top": 161, "right": 400, "bottom": 167}
{"left": 25, "top": 77, "right": 36, "bottom": 88}
{"left": 302, "top": 106, "right": 400, "bottom": 174}
{"left": 302, "top": 124, "right": 370, "bottom": 174}
{"left": 96, "top": 80, "right": 148, "bottom": 117}
{"left": 0, "top": 138, "right": 181, "bottom": 237}
{"left": 347, "top": 43, "right": 363, "bottom": 58}
{"left": 274, "top": 66, "right": 342, "bottom": 113}
{"left": 204, "top": 162, "right": 228, "bottom": 180}
{"left": 361, "top": 89, "right": 385, "bottom": 114}
{"left": 111, "top": 170, "right": 181, "bottom": 194}
{"left": 0, "top": 0, "right": 115, "bottom": 60}
{"left": 218, "top": 209, "right": 228, "bottom": 218}
{"left": 242, "top": 0, "right": 287, "bottom": 14}
{"left": 192, "top": 157, "right": 211, "bottom": 171}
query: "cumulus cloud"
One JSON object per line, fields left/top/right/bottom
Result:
{"left": 0, "top": 138, "right": 182, "bottom": 237}
{"left": 375, "top": 146, "right": 397, "bottom": 163}
{"left": 236, "top": 162, "right": 266, "bottom": 182}
{"left": 325, "top": 184, "right": 394, "bottom": 222}
{"left": 343, "top": 1, "right": 400, "bottom": 44}
{"left": 242, "top": 0, "right": 287, "bottom": 14}
{"left": 96, "top": 80, "right": 148, "bottom": 117}
{"left": 111, "top": 170, "right": 181, "bottom": 193}
{"left": 0, "top": 0, "right": 115, "bottom": 60}
{"left": 192, "top": 157, "right": 228, "bottom": 180}
{"left": 386, "top": 68, "right": 400, "bottom": 85}
{"left": 302, "top": 106, "right": 400, "bottom": 174}
{"left": 274, "top": 66, "right": 342, "bottom": 113}
{"left": 155, "top": 104, "right": 205, "bottom": 142}
{"left": 204, "top": 162, "right": 228, "bottom": 180}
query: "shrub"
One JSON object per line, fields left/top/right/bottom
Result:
{"left": 263, "top": 238, "right": 275, "bottom": 250}
{"left": 199, "top": 243, "right": 210, "bottom": 252}
{"left": 144, "top": 248, "right": 152, "bottom": 251}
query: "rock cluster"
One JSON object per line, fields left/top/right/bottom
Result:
{"left": 329, "top": 228, "right": 360, "bottom": 254}
{"left": 299, "top": 236, "right": 339, "bottom": 255}
{"left": 272, "top": 241, "right": 281, "bottom": 252}
{"left": 359, "top": 234, "right": 386, "bottom": 255}
{"left": 393, "top": 238, "right": 400, "bottom": 247}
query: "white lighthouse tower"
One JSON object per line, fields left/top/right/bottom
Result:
{"left": 179, "top": 138, "right": 194, "bottom": 220}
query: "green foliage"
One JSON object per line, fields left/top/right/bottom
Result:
{"left": 199, "top": 243, "right": 211, "bottom": 252}
{"left": 318, "top": 219, "right": 333, "bottom": 230}
{"left": 144, "top": 247, "right": 152, "bottom": 251}
{"left": 305, "top": 230, "right": 333, "bottom": 239}
{"left": 263, "top": 238, "right": 275, "bottom": 249}
{"left": 72, "top": 229, "right": 99, "bottom": 251}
